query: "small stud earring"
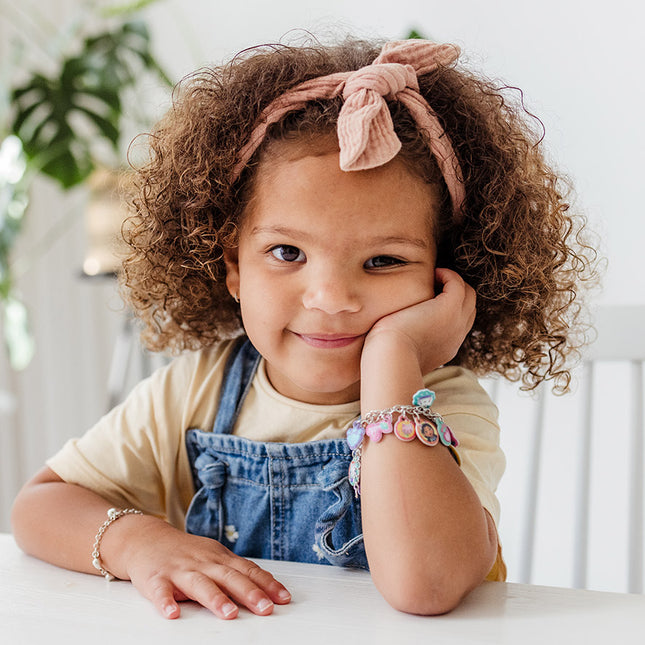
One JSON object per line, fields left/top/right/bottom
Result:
{"left": 233, "top": 293, "right": 239, "bottom": 304}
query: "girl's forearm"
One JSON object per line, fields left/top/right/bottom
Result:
{"left": 11, "top": 466, "right": 147, "bottom": 578}
{"left": 359, "top": 337, "right": 497, "bottom": 615}
{"left": 360, "top": 439, "right": 496, "bottom": 614}
{"left": 12, "top": 468, "right": 291, "bottom": 619}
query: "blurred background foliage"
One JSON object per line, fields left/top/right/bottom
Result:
{"left": 0, "top": 0, "right": 172, "bottom": 369}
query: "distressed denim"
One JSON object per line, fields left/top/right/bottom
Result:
{"left": 185, "top": 337, "right": 367, "bottom": 568}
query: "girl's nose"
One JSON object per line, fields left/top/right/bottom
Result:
{"left": 301, "top": 269, "right": 361, "bottom": 315}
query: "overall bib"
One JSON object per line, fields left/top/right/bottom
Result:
{"left": 185, "top": 337, "right": 368, "bottom": 569}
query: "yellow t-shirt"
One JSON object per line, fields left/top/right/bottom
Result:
{"left": 47, "top": 338, "right": 506, "bottom": 580}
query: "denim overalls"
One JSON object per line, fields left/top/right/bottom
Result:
{"left": 184, "top": 337, "right": 368, "bottom": 569}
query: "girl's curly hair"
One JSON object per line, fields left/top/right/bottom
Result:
{"left": 122, "top": 37, "right": 599, "bottom": 392}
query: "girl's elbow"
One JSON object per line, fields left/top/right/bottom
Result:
{"left": 11, "top": 485, "right": 39, "bottom": 554}
{"left": 371, "top": 557, "right": 487, "bottom": 616}
{"left": 10, "top": 467, "right": 62, "bottom": 553}
{"left": 11, "top": 487, "right": 29, "bottom": 538}
{"left": 376, "top": 571, "right": 468, "bottom": 616}
{"left": 372, "top": 513, "right": 499, "bottom": 615}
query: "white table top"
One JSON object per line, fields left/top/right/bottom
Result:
{"left": 2, "top": 533, "right": 644, "bottom": 644}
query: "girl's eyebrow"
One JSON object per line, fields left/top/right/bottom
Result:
{"left": 249, "top": 225, "right": 430, "bottom": 250}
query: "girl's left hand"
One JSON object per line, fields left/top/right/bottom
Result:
{"left": 362, "top": 267, "right": 476, "bottom": 375}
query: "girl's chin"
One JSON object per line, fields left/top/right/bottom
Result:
{"left": 265, "top": 365, "right": 360, "bottom": 405}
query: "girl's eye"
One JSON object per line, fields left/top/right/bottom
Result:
{"left": 364, "top": 255, "right": 406, "bottom": 269}
{"left": 270, "top": 245, "right": 306, "bottom": 263}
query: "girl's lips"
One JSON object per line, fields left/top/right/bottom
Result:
{"left": 296, "top": 333, "right": 364, "bottom": 349}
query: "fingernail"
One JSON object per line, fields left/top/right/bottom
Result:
{"left": 278, "top": 589, "right": 291, "bottom": 602}
{"left": 256, "top": 598, "right": 273, "bottom": 613}
{"left": 164, "top": 604, "right": 177, "bottom": 618}
{"left": 222, "top": 602, "right": 237, "bottom": 618}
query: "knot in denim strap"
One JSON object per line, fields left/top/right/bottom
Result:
{"left": 193, "top": 453, "right": 226, "bottom": 489}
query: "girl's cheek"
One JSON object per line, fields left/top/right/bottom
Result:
{"left": 406, "top": 274, "right": 435, "bottom": 303}
{"left": 378, "top": 278, "right": 434, "bottom": 317}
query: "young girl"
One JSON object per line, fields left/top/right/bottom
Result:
{"left": 12, "top": 37, "right": 595, "bottom": 620}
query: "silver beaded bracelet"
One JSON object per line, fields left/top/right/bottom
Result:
{"left": 91, "top": 507, "right": 143, "bottom": 581}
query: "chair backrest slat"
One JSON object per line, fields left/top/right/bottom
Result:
{"left": 628, "top": 360, "right": 644, "bottom": 593}
{"left": 493, "top": 305, "right": 645, "bottom": 592}
{"left": 573, "top": 361, "right": 594, "bottom": 589}
{"left": 518, "top": 388, "right": 545, "bottom": 584}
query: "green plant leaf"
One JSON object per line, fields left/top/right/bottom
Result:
{"left": 80, "top": 85, "right": 122, "bottom": 112}
{"left": 42, "top": 148, "right": 92, "bottom": 189}
{"left": 74, "top": 105, "right": 120, "bottom": 144}
{"left": 10, "top": 19, "right": 172, "bottom": 189}
{"left": 406, "top": 29, "right": 427, "bottom": 39}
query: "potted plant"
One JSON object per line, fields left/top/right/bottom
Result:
{"left": 0, "top": 0, "right": 172, "bottom": 369}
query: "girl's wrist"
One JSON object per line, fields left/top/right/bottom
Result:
{"left": 91, "top": 508, "right": 143, "bottom": 580}
{"left": 362, "top": 327, "right": 420, "bottom": 367}
{"left": 360, "top": 330, "right": 424, "bottom": 412}
{"left": 99, "top": 511, "right": 161, "bottom": 581}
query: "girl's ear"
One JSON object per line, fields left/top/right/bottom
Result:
{"left": 223, "top": 247, "right": 240, "bottom": 300}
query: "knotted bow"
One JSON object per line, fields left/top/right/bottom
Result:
{"left": 232, "top": 40, "right": 465, "bottom": 219}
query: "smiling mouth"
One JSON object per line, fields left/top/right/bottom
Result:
{"left": 295, "top": 333, "right": 364, "bottom": 349}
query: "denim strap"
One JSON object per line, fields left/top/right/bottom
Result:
{"left": 212, "top": 337, "right": 262, "bottom": 435}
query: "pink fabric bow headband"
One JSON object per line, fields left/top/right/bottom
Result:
{"left": 232, "top": 40, "right": 466, "bottom": 219}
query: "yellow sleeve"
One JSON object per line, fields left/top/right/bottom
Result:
{"left": 486, "top": 542, "right": 508, "bottom": 582}
{"left": 46, "top": 342, "right": 233, "bottom": 529}
{"left": 425, "top": 366, "right": 506, "bottom": 525}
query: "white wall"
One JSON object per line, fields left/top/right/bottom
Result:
{"left": 1, "top": 0, "right": 643, "bottom": 591}
{"left": 145, "top": 0, "right": 644, "bottom": 306}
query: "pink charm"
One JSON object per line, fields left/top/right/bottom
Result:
{"left": 416, "top": 420, "right": 439, "bottom": 446}
{"left": 366, "top": 419, "right": 390, "bottom": 442}
{"left": 437, "top": 419, "right": 458, "bottom": 447}
{"left": 394, "top": 415, "right": 416, "bottom": 441}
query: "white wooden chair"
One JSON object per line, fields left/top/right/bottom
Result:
{"left": 488, "top": 305, "right": 645, "bottom": 593}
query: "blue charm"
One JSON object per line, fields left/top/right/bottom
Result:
{"left": 412, "top": 388, "right": 436, "bottom": 408}
{"left": 346, "top": 421, "right": 365, "bottom": 450}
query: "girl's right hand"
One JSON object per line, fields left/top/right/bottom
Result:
{"left": 12, "top": 468, "right": 290, "bottom": 621}
{"left": 362, "top": 267, "right": 476, "bottom": 377}
{"left": 111, "top": 515, "right": 291, "bottom": 620}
